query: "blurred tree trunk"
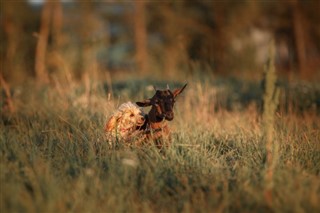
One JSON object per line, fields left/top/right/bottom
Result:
{"left": 52, "top": 1, "right": 63, "bottom": 49}
{"left": 35, "top": 0, "right": 52, "bottom": 84}
{"left": 161, "top": 3, "right": 191, "bottom": 77}
{"left": 211, "top": 2, "right": 228, "bottom": 74}
{"left": 47, "top": 0, "right": 66, "bottom": 81}
{"left": 79, "top": 1, "right": 96, "bottom": 81}
{"left": 163, "top": 4, "right": 178, "bottom": 77}
{"left": 134, "top": 0, "right": 148, "bottom": 74}
{"left": 3, "top": 3, "right": 17, "bottom": 80}
{"left": 291, "top": 0, "right": 308, "bottom": 78}
{"left": 78, "top": 1, "right": 103, "bottom": 100}
{"left": 3, "top": 2, "right": 22, "bottom": 82}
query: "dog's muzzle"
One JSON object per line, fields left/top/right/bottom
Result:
{"left": 165, "top": 112, "right": 174, "bottom": 121}
{"left": 136, "top": 116, "right": 145, "bottom": 126}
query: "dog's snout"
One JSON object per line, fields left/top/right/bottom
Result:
{"left": 136, "top": 115, "right": 145, "bottom": 126}
{"left": 165, "top": 112, "right": 174, "bottom": 121}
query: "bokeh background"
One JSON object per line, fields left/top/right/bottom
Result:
{"left": 1, "top": 0, "right": 320, "bottom": 84}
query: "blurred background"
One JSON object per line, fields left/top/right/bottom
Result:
{"left": 1, "top": 0, "right": 320, "bottom": 115}
{"left": 1, "top": 0, "right": 320, "bottom": 84}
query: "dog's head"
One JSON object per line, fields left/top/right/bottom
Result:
{"left": 136, "top": 83, "right": 187, "bottom": 121}
{"left": 105, "top": 102, "right": 145, "bottom": 134}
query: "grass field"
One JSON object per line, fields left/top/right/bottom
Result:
{"left": 1, "top": 78, "right": 319, "bottom": 213}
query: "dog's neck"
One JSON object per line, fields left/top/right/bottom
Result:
{"left": 138, "top": 109, "right": 167, "bottom": 132}
{"left": 149, "top": 119, "right": 167, "bottom": 131}
{"left": 148, "top": 107, "right": 165, "bottom": 123}
{"left": 149, "top": 113, "right": 168, "bottom": 135}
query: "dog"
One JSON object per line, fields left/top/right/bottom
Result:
{"left": 105, "top": 102, "right": 145, "bottom": 145}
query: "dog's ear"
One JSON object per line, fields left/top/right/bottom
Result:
{"left": 136, "top": 99, "right": 152, "bottom": 107}
{"left": 105, "top": 116, "right": 117, "bottom": 132}
{"left": 173, "top": 83, "right": 187, "bottom": 98}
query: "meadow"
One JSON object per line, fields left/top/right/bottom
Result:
{"left": 1, "top": 77, "right": 319, "bottom": 213}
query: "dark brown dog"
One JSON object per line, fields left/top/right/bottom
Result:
{"left": 136, "top": 83, "right": 187, "bottom": 148}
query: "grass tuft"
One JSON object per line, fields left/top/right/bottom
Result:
{"left": 1, "top": 77, "right": 319, "bottom": 212}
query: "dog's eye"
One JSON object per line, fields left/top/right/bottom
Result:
{"left": 130, "top": 113, "right": 134, "bottom": 117}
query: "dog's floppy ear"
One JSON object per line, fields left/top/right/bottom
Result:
{"left": 136, "top": 99, "right": 152, "bottom": 107}
{"left": 173, "top": 83, "right": 187, "bottom": 98}
{"left": 105, "top": 116, "right": 117, "bottom": 132}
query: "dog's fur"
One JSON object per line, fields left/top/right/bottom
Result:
{"left": 105, "top": 102, "right": 145, "bottom": 144}
{"left": 136, "top": 84, "right": 187, "bottom": 148}
{"left": 104, "top": 84, "right": 187, "bottom": 148}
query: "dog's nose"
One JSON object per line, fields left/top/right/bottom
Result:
{"left": 137, "top": 116, "right": 145, "bottom": 125}
{"left": 165, "top": 112, "right": 174, "bottom": 121}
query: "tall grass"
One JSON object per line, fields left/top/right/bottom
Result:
{"left": 1, "top": 78, "right": 319, "bottom": 213}
{"left": 262, "top": 41, "right": 280, "bottom": 206}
